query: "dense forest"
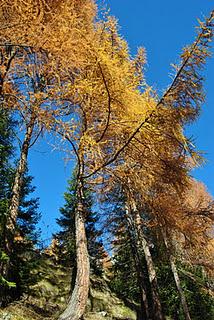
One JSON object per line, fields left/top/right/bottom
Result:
{"left": 0, "top": 1, "right": 213, "bottom": 320}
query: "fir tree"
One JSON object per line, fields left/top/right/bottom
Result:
{"left": 1, "top": 167, "right": 41, "bottom": 305}
{"left": 104, "top": 185, "right": 151, "bottom": 320}
{"left": 156, "top": 254, "right": 214, "bottom": 319}
{"left": 0, "top": 108, "right": 16, "bottom": 295}
{"left": 10, "top": 169, "right": 41, "bottom": 298}
{"left": 0, "top": 108, "right": 41, "bottom": 304}
{"left": 56, "top": 170, "right": 104, "bottom": 275}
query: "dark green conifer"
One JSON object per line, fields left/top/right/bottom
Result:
{"left": 0, "top": 108, "right": 16, "bottom": 296}
{"left": 56, "top": 170, "right": 104, "bottom": 275}
{"left": 0, "top": 108, "right": 41, "bottom": 304}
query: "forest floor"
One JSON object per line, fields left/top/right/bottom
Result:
{"left": 0, "top": 256, "right": 137, "bottom": 320}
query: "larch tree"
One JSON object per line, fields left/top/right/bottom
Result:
{"left": 149, "top": 177, "right": 214, "bottom": 319}
{"left": 84, "top": 11, "right": 214, "bottom": 320}
{"left": 55, "top": 16, "right": 152, "bottom": 320}
{"left": 57, "top": 11, "right": 213, "bottom": 320}
{"left": 0, "top": 2, "right": 96, "bottom": 313}
{"left": 0, "top": 1, "right": 213, "bottom": 319}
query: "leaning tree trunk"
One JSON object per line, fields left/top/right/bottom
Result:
{"left": 130, "top": 198, "right": 165, "bottom": 320}
{"left": 59, "top": 177, "right": 90, "bottom": 320}
{"left": 162, "top": 231, "right": 191, "bottom": 320}
{"left": 6, "top": 112, "right": 36, "bottom": 243}
{"left": 125, "top": 204, "right": 150, "bottom": 320}
{"left": 1, "top": 112, "right": 36, "bottom": 306}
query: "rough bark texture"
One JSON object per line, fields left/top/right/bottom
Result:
{"left": 125, "top": 205, "right": 150, "bottom": 320}
{"left": 59, "top": 179, "right": 90, "bottom": 320}
{"left": 6, "top": 113, "right": 36, "bottom": 237}
{"left": 1, "top": 112, "right": 35, "bottom": 306}
{"left": 163, "top": 232, "right": 191, "bottom": 320}
{"left": 132, "top": 245, "right": 150, "bottom": 320}
{"left": 130, "top": 198, "right": 164, "bottom": 320}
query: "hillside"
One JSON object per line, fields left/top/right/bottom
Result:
{"left": 0, "top": 255, "right": 137, "bottom": 320}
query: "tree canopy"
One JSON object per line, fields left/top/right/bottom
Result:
{"left": 0, "top": 2, "right": 213, "bottom": 320}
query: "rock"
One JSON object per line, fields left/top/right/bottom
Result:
{"left": 0, "top": 258, "right": 136, "bottom": 320}
{"left": 84, "top": 278, "right": 137, "bottom": 320}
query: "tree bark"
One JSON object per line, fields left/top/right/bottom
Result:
{"left": 134, "top": 255, "right": 150, "bottom": 320}
{"left": 1, "top": 112, "right": 36, "bottom": 306}
{"left": 59, "top": 178, "right": 90, "bottom": 320}
{"left": 129, "top": 198, "right": 164, "bottom": 320}
{"left": 162, "top": 232, "right": 191, "bottom": 320}
{"left": 125, "top": 205, "right": 150, "bottom": 320}
{"left": 6, "top": 113, "right": 36, "bottom": 241}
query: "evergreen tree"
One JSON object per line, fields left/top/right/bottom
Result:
{"left": 10, "top": 170, "right": 41, "bottom": 298}
{"left": 55, "top": 174, "right": 76, "bottom": 268}
{"left": 1, "top": 166, "right": 41, "bottom": 305}
{"left": 0, "top": 108, "right": 41, "bottom": 304}
{"left": 104, "top": 185, "right": 151, "bottom": 320}
{"left": 56, "top": 170, "right": 104, "bottom": 275}
{"left": 0, "top": 108, "right": 16, "bottom": 293}
{"left": 156, "top": 256, "right": 214, "bottom": 320}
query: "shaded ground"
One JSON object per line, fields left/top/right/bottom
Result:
{"left": 0, "top": 256, "right": 137, "bottom": 320}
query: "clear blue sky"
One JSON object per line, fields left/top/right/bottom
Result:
{"left": 29, "top": 0, "right": 214, "bottom": 240}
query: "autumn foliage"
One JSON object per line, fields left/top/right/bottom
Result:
{"left": 0, "top": 1, "right": 213, "bottom": 320}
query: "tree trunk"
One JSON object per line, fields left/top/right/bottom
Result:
{"left": 130, "top": 198, "right": 164, "bottom": 320}
{"left": 162, "top": 232, "right": 191, "bottom": 320}
{"left": 125, "top": 205, "right": 150, "bottom": 320}
{"left": 132, "top": 246, "right": 150, "bottom": 320}
{"left": 1, "top": 112, "right": 36, "bottom": 306}
{"left": 59, "top": 178, "right": 90, "bottom": 320}
{"left": 6, "top": 113, "right": 36, "bottom": 239}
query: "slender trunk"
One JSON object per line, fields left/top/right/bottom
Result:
{"left": 59, "top": 178, "right": 90, "bottom": 320}
{"left": 1, "top": 112, "right": 36, "bottom": 306}
{"left": 162, "top": 232, "right": 191, "bottom": 320}
{"left": 6, "top": 113, "right": 36, "bottom": 234}
{"left": 125, "top": 205, "right": 150, "bottom": 320}
{"left": 136, "top": 260, "right": 150, "bottom": 320}
{"left": 132, "top": 246, "right": 150, "bottom": 320}
{"left": 130, "top": 198, "right": 164, "bottom": 320}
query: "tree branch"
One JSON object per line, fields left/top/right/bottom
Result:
{"left": 96, "top": 62, "right": 112, "bottom": 143}
{"left": 83, "top": 11, "right": 214, "bottom": 179}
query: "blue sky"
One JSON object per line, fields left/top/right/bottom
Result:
{"left": 29, "top": 0, "right": 214, "bottom": 240}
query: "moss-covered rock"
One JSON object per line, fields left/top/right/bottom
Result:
{"left": 0, "top": 304, "right": 43, "bottom": 320}
{"left": 84, "top": 277, "right": 136, "bottom": 320}
{"left": 0, "top": 258, "right": 136, "bottom": 320}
